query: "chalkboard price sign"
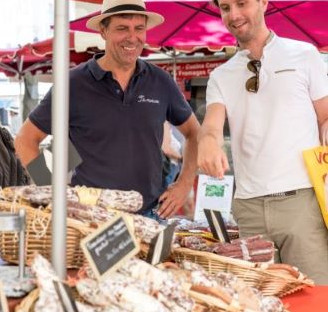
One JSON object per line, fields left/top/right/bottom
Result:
{"left": 204, "top": 209, "right": 230, "bottom": 243}
{"left": 0, "top": 281, "right": 9, "bottom": 312}
{"left": 81, "top": 215, "right": 139, "bottom": 280}
{"left": 146, "top": 222, "right": 176, "bottom": 265}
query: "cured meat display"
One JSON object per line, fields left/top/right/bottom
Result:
{"left": 76, "top": 258, "right": 194, "bottom": 312}
{"left": 22, "top": 252, "right": 303, "bottom": 312}
{"left": 130, "top": 213, "right": 165, "bottom": 244}
{"left": 75, "top": 257, "right": 287, "bottom": 312}
{"left": 62, "top": 200, "right": 165, "bottom": 244}
{"left": 174, "top": 235, "right": 275, "bottom": 263}
{"left": 165, "top": 261, "right": 285, "bottom": 312}
{"left": 1, "top": 185, "right": 78, "bottom": 206}
{"left": 173, "top": 218, "right": 240, "bottom": 240}
{"left": 118, "top": 258, "right": 194, "bottom": 312}
{"left": 96, "top": 188, "right": 142, "bottom": 213}
{"left": 31, "top": 254, "right": 102, "bottom": 312}
{"left": 0, "top": 184, "right": 314, "bottom": 312}
{"left": 1, "top": 184, "right": 143, "bottom": 213}
{"left": 0, "top": 185, "right": 162, "bottom": 268}
{"left": 77, "top": 273, "right": 170, "bottom": 312}
{"left": 58, "top": 200, "right": 164, "bottom": 245}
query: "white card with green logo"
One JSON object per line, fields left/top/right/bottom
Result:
{"left": 194, "top": 174, "right": 234, "bottom": 223}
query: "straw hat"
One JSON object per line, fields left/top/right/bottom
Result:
{"left": 86, "top": 0, "right": 165, "bottom": 32}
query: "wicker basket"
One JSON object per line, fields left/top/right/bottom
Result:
{"left": 13, "top": 288, "right": 224, "bottom": 312}
{"left": 15, "top": 288, "right": 39, "bottom": 312}
{"left": 0, "top": 200, "right": 92, "bottom": 268}
{"left": 173, "top": 247, "right": 314, "bottom": 297}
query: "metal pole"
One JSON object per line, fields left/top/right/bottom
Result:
{"left": 172, "top": 49, "right": 177, "bottom": 82}
{"left": 52, "top": 0, "right": 69, "bottom": 279}
{"left": 0, "top": 210, "right": 26, "bottom": 279}
{"left": 18, "top": 209, "right": 26, "bottom": 279}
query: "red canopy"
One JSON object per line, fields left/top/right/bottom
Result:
{"left": 69, "top": 0, "right": 328, "bottom": 52}
{"left": 0, "top": 31, "right": 104, "bottom": 77}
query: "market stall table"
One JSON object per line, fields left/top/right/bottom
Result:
{"left": 6, "top": 285, "right": 328, "bottom": 311}
{"left": 282, "top": 286, "right": 328, "bottom": 312}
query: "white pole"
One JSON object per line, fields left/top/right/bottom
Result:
{"left": 172, "top": 49, "right": 177, "bottom": 82}
{"left": 51, "top": 0, "right": 69, "bottom": 279}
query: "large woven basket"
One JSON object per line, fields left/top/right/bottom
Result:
{"left": 13, "top": 288, "right": 223, "bottom": 312}
{"left": 0, "top": 200, "right": 92, "bottom": 268}
{"left": 15, "top": 288, "right": 39, "bottom": 312}
{"left": 173, "top": 247, "right": 314, "bottom": 297}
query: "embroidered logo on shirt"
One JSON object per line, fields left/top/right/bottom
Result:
{"left": 137, "top": 95, "right": 160, "bottom": 104}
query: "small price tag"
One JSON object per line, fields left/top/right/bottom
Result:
{"left": 0, "top": 281, "right": 9, "bottom": 312}
{"left": 204, "top": 209, "right": 230, "bottom": 243}
{"left": 53, "top": 281, "right": 78, "bottom": 312}
{"left": 81, "top": 215, "right": 139, "bottom": 280}
{"left": 146, "top": 222, "right": 176, "bottom": 265}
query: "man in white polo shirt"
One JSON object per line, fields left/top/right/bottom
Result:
{"left": 198, "top": 0, "right": 328, "bottom": 284}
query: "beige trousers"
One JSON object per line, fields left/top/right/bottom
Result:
{"left": 232, "top": 188, "right": 328, "bottom": 285}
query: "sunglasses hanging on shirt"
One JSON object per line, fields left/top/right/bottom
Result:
{"left": 246, "top": 60, "right": 261, "bottom": 93}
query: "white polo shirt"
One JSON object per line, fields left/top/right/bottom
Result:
{"left": 207, "top": 34, "right": 328, "bottom": 199}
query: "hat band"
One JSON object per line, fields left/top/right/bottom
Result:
{"left": 103, "top": 4, "right": 146, "bottom": 14}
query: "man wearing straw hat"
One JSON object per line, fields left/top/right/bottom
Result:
{"left": 14, "top": 0, "right": 200, "bottom": 221}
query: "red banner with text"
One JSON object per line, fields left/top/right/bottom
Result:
{"left": 155, "top": 59, "right": 225, "bottom": 100}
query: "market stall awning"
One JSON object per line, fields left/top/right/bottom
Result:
{"left": 69, "top": 0, "right": 328, "bottom": 52}
{"left": 0, "top": 31, "right": 104, "bottom": 77}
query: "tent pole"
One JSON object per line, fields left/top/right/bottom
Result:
{"left": 17, "top": 56, "right": 25, "bottom": 129}
{"left": 172, "top": 48, "right": 177, "bottom": 82}
{"left": 51, "top": 0, "right": 69, "bottom": 279}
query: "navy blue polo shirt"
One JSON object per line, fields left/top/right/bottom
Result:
{"left": 29, "top": 54, "right": 192, "bottom": 211}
